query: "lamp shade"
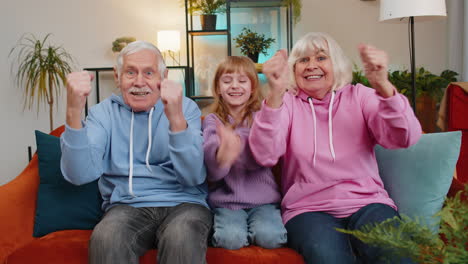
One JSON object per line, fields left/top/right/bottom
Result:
{"left": 157, "top": 30, "right": 180, "bottom": 52}
{"left": 380, "top": 0, "right": 447, "bottom": 22}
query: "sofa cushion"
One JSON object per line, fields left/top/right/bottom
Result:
{"left": 33, "top": 130, "right": 103, "bottom": 237}
{"left": 375, "top": 131, "right": 461, "bottom": 232}
{"left": 6, "top": 230, "right": 304, "bottom": 264}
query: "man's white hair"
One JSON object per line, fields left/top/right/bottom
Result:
{"left": 115, "top": 40, "right": 166, "bottom": 80}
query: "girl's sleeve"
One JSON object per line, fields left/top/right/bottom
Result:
{"left": 202, "top": 114, "right": 231, "bottom": 182}
{"left": 234, "top": 126, "right": 264, "bottom": 171}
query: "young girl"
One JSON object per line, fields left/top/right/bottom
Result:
{"left": 202, "top": 56, "right": 287, "bottom": 250}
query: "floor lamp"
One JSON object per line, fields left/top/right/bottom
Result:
{"left": 380, "top": 0, "right": 447, "bottom": 112}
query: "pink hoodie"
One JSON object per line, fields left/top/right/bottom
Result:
{"left": 249, "top": 84, "right": 422, "bottom": 224}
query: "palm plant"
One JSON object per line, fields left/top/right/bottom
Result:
{"left": 9, "top": 33, "right": 74, "bottom": 131}
{"left": 337, "top": 185, "right": 468, "bottom": 264}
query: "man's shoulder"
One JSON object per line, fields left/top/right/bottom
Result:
{"left": 181, "top": 96, "right": 197, "bottom": 106}
{"left": 90, "top": 96, "right": 115, "bottom": 109}
{"left": 181, "top": 96, "right": 201, "bottom": 113}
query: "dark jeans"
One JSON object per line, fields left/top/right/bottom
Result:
{"left": 285, "top": 203, "right": 414, "bottom": 264}
{"left": 89, "top": 203, "right": 213, "bottom": 264}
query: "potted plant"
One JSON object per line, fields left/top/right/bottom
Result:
{"left": 112, "top": 36, "right": 136, "bottom": 53}
{"left": 389, "top": 68, "right": 458, "bottom": 132}
{"left": 233, "top": 27, "right": 275, "bottom": 63}
{"left": 9, "top": 33, "right": 74, "bottom": 132}
{"left": 185, "top": 0, "right": 226, "bottom": 30}
{"left": 337, "top": 185, "right": 468, "bottom": 264}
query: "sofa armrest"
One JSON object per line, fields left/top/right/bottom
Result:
{"left": 0, "top": 155, "right": 39, "bottom": 262}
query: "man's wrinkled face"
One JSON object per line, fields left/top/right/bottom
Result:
{"left": 116, "top": 49, "right": 164, "bottom": 112}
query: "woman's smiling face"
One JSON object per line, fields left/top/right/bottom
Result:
{"left": 294, "top": 48, "right": 335, "bottom": 99}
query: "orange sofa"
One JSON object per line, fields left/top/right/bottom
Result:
{"left": 1, "top": 125, "right": 465, "bottom": 264}
{"left": 0, "top": 126, "right": 304, "bottom": 264}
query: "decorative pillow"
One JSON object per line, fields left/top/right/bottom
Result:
{"left": 375, "top": 131, "right": 461, "bottom": 233}
{"left": 34, "top": 130, "right": 103, "bottom": 237}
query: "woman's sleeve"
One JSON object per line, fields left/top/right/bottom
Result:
{"left": 361, "top": 85, "right": 422, "bottom": 149}
{"left": 249, "top": 98, "right": 291, "bottom": 167}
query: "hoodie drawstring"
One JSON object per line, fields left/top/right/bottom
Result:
{"left": 145, "top": 107, "right": 154, "bottom": 171}
{"left": 129, "top": 110, "right": 135, "bottom": 197}
{"left": 307, "top": 97, "right": 317, "bottom": 167}
{"left": 128, "top": 106, "right": 155, "bottom": 198}
{"left": 328, "top": 91, "right": 336, "bottom": 162}
{"left": 307, "top": 91, "right": 336, "bottom": 166}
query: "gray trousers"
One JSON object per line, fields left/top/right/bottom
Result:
{"left": 89, "top": 203, "right": 213, "bottom": 264}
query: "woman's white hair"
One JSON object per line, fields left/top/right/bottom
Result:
{"left": 115, "top": 40, "right": 166, "bottom": 80}
{"left": 288, "top": 32, "right": 352, "bottom": 92}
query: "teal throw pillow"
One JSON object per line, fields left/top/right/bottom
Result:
{"left": 34, "top": 130, "right": 103, "bottom": 237}
{"left": 375, "top": 131, "right": 461, "bottom": 233}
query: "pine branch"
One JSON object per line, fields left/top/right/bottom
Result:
{"left": 337, "top": 185, "right": 468, "bottom": 264}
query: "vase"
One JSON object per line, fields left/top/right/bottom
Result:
{"left": 416, "top": 94, "right": 437, "bottom": 133}
{"left": 247, "top": 52, "right": 259, "bottom": 63}
{"left": 200, "top": 15, "right": 217, "bottom": 31}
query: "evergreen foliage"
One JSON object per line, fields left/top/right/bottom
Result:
{"left": 337, "top": 185, "right": 468, "bottom": 264}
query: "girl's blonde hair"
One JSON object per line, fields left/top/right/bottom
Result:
{"left": 209, "top": 56, "right": 262, "bottom": 128}
{"left": 288, "top": 32, "right": 352, "bottom": 93}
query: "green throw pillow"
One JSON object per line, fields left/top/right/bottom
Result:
{"left": 375, "top": 131, "right": 461, "bottom": 233}
{"left": 34, "top": 130, "right": 103, "bottom": 237}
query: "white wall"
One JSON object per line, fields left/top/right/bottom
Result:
{"left": 296, "top": 0, "right": 448, "bottom": 74}
{"left": 0, "top": 0, "right": 449, "bottom": 185}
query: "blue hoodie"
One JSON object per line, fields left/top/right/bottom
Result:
{"left": 60, "top": 94, "right": 208, "bottom": 211}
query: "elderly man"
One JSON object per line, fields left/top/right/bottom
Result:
{"left": 60, "top": 41, "right": 212, "bottom": 264}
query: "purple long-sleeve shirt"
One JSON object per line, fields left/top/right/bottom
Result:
{"left": 249, "top": 84, "right": 422, "bottom": 224}
{"left": 203, "top": 113, "right": 281, "bottom": 210}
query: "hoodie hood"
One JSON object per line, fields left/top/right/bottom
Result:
{"left": 110, "top": 93, "right": 131, "bottom": 110}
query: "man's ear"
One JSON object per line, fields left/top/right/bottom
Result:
{"left": 163, "top": 69, "right": 168, "bottom": 79}
{"left": 113, "top": 67, "right": 119, "bottom": 86}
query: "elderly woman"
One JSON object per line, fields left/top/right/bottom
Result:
{"left": 248, "top": 32, "right": 421, "bottom": 263}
